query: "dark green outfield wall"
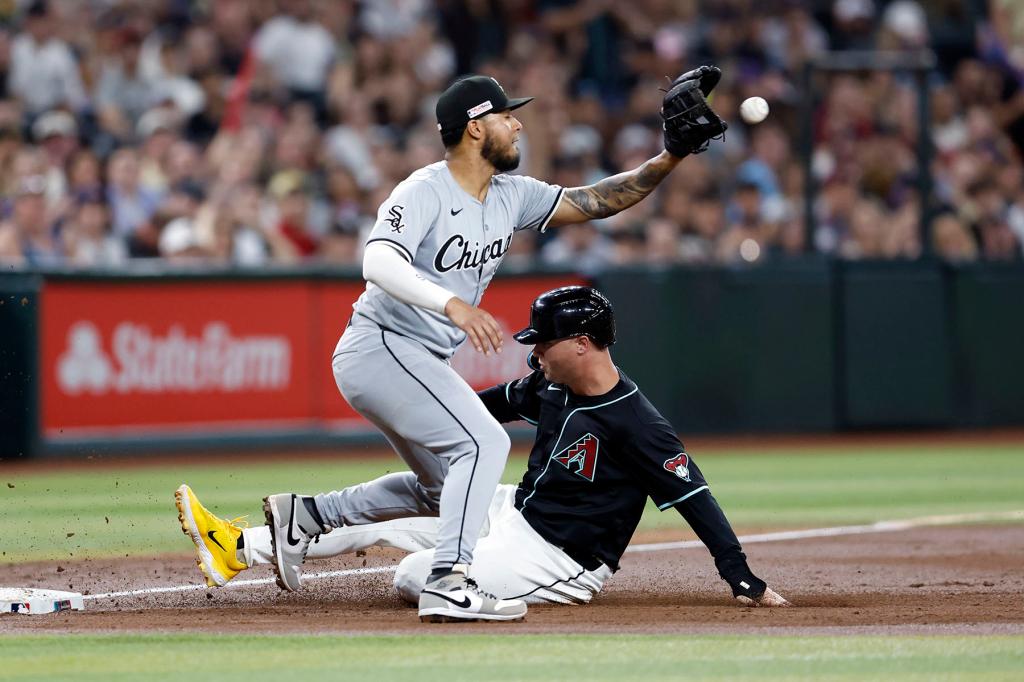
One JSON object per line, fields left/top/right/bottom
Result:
{"left": 948, "top": 265, "right": 1024, "bottom": 426}
{"left": 595, "top": 259, "right": 1024, "bottom": 433}
{"left": 599, "top": 261, "right": 835, "bottom": 433}
{"left": 2, "top": 261, "right": 1023, "bottom": 456}
{"left": 0, "top": 274, "right": 41, "bottom": 458}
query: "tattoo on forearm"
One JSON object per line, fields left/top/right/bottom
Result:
{"left": 564, "top": 158, "right": 674, "bottom": 219}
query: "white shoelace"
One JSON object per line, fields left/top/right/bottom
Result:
{"left": 465, "top": 577, "right": 498, "bottom": 600}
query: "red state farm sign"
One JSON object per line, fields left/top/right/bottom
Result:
{"left": 40, "top": 280, "right": 316, "bottom": 436}
{"left": 39, "top": 275, "right": 586, "bottom": 439}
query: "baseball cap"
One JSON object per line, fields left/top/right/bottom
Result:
{"left": 15, "top": 174, "right": 47, "bottom": 197}
{"left": 268, "top": 170, "right": 308, "bottom": 199}
{"left": 136, "top": 108, "right": 180, "bottom": 139}
{"left": 32, "top": 111, "right": 77, "bottom": 141}
{"left": 435, "top": 75, "right": 533, "bottom": 137}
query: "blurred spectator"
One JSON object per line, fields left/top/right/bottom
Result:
{"left": 645, "top": 217, "right": 681, "bottom": 266}
{"left": 95, "top": 28, "right": 154, "bottom": 136}
{"left": 66, "top": 149, "right": 102, "bottom": 199}
{"left": 0, "top": 0, "right": 1017, "bottom": 270}
{"left": 932, "top": 211, "right": 978, "bottom": 262}
{"left": 831, "top": 0, "right": 877, "bottom": 51}
{"left": 155, "top": 182, "right": 205, "bottom": 260}
{"left": 878, "top": 1, "right": 929, "bottom": 52}
{"left": 62, "top": 191, "right": 127, "bottom": 267}
{"left": 718, "top": 181, "right": 775, "bottom": 264}
{"left": 267, "top": 169, "right": 318, "bottom": 258}
{"left": 503, "top": 229, "right": 539, "bottom": 270}
{"left": 136, "top": 108, "right": 182, "bottom": 192}
{"left": 540, "top": 220, "right": 615, "bottom": 274}
{"left": 680, "top": 190, "right": 725, "bottom": 263}
{"left": 105, "top": 147, "right": 163, "bottom": 241}
{"left": 609, "top": 225, "right": 646, "bottom": 265}
{"left": 31, "top": 110, "right": 77, "bottom": 208}
{"left": 0, "top": 174, "right": 60, "bottom": 265}
{"left": 9, "top": 1, "right": 87, "bottom": 116}
{"left": 196, "top": 197, "right": 271, "bottom": 266}
{"left": 760, "top": 5, "right": 828, "bottom": 72}
{"left": 841, "top": 198, "right": 885, "bottom": 259}
{"left": 815, "top": 180, "right": 858, "bottom": 255}
{"left": 318, "top": 219, "right": 361, "bottom": 265}
{"left": 254, "top": 0, "right": 336, "bottom": 103}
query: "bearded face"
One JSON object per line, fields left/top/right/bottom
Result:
{"left": 480, "top": 123, "right": 520, "bottom": 173}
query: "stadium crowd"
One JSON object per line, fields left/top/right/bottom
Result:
{"left": 0, "top": 0, "right": 1020, "bottom": 270}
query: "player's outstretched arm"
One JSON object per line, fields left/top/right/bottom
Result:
{"left": 547, "top": 151, "right": 682, "bottom": 227}
{"left": 547, "top": 65, "right": 726, "bottom": 228}
{"left": 675, "top": 490, "right": 792, "bottom": 608}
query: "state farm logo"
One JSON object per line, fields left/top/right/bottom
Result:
{"left": 56, "top": 321, "right": 291, "bottom": 395}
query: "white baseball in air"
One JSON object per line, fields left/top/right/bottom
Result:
{"left": 739, "top": 96, "right": 769, "bottom": 124}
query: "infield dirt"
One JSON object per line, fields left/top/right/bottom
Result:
{"left": 2, "top": 524, "right": 1021, "bottom": 636}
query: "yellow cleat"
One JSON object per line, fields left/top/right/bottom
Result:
{"left": 175, "top": 484, "right": 248, "bottom": 587}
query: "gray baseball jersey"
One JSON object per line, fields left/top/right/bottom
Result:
{"left": 353, "top": 161, "right": 564, "bottom": 358}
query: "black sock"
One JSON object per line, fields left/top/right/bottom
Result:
{"left": 302, "top": 496, "right": 327, "bottom": 530}
{"left": 427, "top": 566, "right": 455, "bottom": 582}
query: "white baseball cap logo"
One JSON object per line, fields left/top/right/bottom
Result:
{"left": 467, "top": 100, "right": 493, "bottom": 118}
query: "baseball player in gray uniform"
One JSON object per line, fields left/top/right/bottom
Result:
{"left": 179, "top": 70, "right": 728, "bottom": 623}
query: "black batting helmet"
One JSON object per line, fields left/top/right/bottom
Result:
{"left": 513, "top": 286, "right": 616, "bottom": 347}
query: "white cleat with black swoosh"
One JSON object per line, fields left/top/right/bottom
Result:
{"left": 418, "top": 565, "right": 527, "bottom": 623}
{"left": 263, "top": 493, "right": 329, "bottom": 592}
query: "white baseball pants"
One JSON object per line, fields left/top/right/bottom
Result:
{"left": 242, "top": 485, "right": 611, "bottom": 604}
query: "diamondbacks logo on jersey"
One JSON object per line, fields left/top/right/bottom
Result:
{"left": 385, "top": 205, "right": 405, "bottom": 233}
{"left": 663, "top": 453, "right": 691, "bottom": 482}
{"left": 552, "top": 433, "right": 599, "bottom": 482}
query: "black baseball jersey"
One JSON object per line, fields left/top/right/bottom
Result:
{"left": 480, "top": 369, "right": 711, "bottom": 568}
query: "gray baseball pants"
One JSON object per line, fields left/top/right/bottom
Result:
{"left": 315, "top": 316, "right": 511, "bottom": 573}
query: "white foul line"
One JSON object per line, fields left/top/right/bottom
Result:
{"left": 622, "top": 509, "right": 1024, "bottom": 553}
{"left": 84, "top": 566, "right": 396, "bottom": 601}
{"left": 82, "top": 509, "right": 1024, "bottom": 602}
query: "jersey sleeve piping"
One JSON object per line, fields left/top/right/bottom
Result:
{"left": 365, "top": 238, "right": 413, "bottom": 262}
{"left": 657, "top": 485, "right": 709, "bottom": 511}
{"left": 536, "top": 187, "right": 565, "bottom": 233}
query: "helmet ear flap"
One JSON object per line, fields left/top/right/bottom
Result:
{"left": 527, "top": 352, "right": 540, "bottom": 371}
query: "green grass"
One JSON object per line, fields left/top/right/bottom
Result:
{"left": 0, "top": 634, "right": 1021, "bottom": 681}
{"left": 1, "top": 443, "right": 1022, "bottom": 562}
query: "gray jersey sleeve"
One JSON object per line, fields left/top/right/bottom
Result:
{"left": 365, "top": 179, "right": 442, "bottom": 262}
{"left": 506, "top": 175, "right": 564, "bottom": 233}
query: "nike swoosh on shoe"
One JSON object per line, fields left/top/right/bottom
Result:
{"left": 421, "top": 591, "right": 472, "bottom": 609}
{"left": 206, "top": 530, "right": 226, "bottom": 551}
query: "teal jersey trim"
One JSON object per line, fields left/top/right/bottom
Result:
{"left": 521, "top": 387, "right": 639, "bottom": 509}
{"left": 505, "top": 381, "right": 538, "bottom": 425}
{"left": 657, "top": 485, "right": 710, "bottom": 510}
